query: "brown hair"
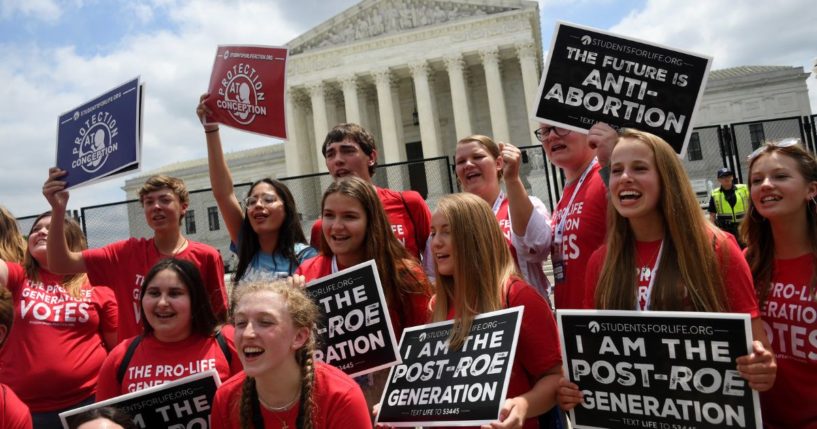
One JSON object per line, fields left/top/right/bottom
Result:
{"left": 23, "top": 212, "right": 88, "bottom": 299}
{"left": 595, "top": 129, "right": 728, "bottom": 312}
{"left": 320, "top": 177, "right": 431, "bottom": 328}
{"left": 741, "top": 141, "right": 817, "bottom": 306}
{"left": 431, "top": 193, "right": 517, "bottom": 350}
{"left": 232, "top": 281, "right": 319, "bottom": 429}
{"left": 321, "top": 123, "right": 378, "bottom": 176}
{"left": 138, "top": 175, "right": 190, "bottom": 224}
{"left": 0, "top": 206, "right": 25, "bottom": 263}
{"left": 456, "top": 135, "right": 503, "bottom": 180}
{"left": 0, "top": 286, "right": 12, "bottom": 348}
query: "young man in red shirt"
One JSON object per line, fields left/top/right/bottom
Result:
{"left": 43, "top": 170, "right": 228, "bottom": 342}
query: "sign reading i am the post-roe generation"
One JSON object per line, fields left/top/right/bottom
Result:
{"left": 533, "top": 22, "right": 712, "bottom": 157}
{"left": 304, "top": 260, "right": 401, "bottom": 378}
{"left": 558, "top": 310, "right": 761, "bottom": 429}
{"left": 204, "top": 45, "right": 288, "bottom": 139}
{"left": 376, "top": 307, "right": 523, "bottom": 427}
{"left": 59, "top": 370, "right": 220, "bottom": 429}
{"left": 56, "top": 77, "right": 142, "bottom": 189}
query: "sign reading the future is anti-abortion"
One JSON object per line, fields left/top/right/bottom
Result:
{"left": 558, "top": 310, "right": 761, "bottom": 429}
{"left": 60, "top": 370, "right": 220, "bottom": 429}
{"left": 305, "top": 260, "right": 401, "bottom": 378}
{"left": 56, "top": 77, "right": 142, "bottom": 189}
{"left": 376, "top": 307, "right": 523, "bottom": 427}
{"left": 204, "top": 45, "right": 288, "bottom": 139}
{"left": 534, "top": 22, "right": 712, "bottom": 157}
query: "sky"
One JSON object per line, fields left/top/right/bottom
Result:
{"left": 1, "top": 0, "right": 815, "bottom": 218}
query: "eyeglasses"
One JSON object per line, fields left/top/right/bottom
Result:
{"left": 748, "top": 138, "right": 801, "bottom": 161}
{"left": 242, "top": 193, "right": 279, "bottom": 208}
{"left": 534, "top": 125, "right": 571, "bottom": 142}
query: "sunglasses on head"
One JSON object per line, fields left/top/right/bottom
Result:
{"left": 748, "top": 138, "right": 801, "bottom": 161}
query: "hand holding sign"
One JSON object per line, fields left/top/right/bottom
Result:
{"left": 736, "top": 340, "right": 777, "bottom": 392}
{"left": 196, "top": 93, "right": 219, "bottom": 133}
{"left": 43, "top": 167, "right": 70, "bottom": 214}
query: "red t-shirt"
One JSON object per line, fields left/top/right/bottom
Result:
{"left": 210, "top": 362, "right": 372, "bottom": 429}
{"left": 442, "top": 277, "right": 562, "bottom": 429}
{"left": 583, "top": 235, "right": 759, "bottom": 316}
{"left": 551, "top": 163, "right": 607, "bottom": 309}
{"left": 95, "top": 326, "right": 242, "bottom": 400}
{"left": 296, "top": 255, "right": 430, "bottom": 341}
{"left": 758, "top": 254, "right": 817, "bottom": 429}
{"left": 310, "top": 187, "right": 431, "bottom": 260}
{"left": 82, "top": 237, "right": 227, "bottom": 341}
{"left": 0, "top": 384, "right": 32, "bottom": 429}
{"left": 0, "top": 263, "right": 117, "bottom": 412}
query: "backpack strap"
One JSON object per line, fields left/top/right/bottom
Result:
{"left": 117, "top": 335, "right": 144, "bottom": 385}
{"left": 214, "top": 326, "right": 232, "bottom": 367}
{"left": 399, "top": 192, "right": 423, "bottom": 259}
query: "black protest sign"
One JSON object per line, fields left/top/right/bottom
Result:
{"left": 60, "top": 370, "right": 220, "bottom": 429}
{"left": 305, "top": 260, "right": 400, "bottom": 377}
{"left": 558, "top": 310, "right": 761, "bottom": 429}
{"left": 534, "top": 22, "right": 712, "bottom": 156}
{"left": 376, "top": 307, "right": 523, "bottom": 427}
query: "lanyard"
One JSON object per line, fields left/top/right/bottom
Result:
{"left": 331, "top": 255, "right": 339, "bottom": 274}
{"left": 554, "top": 159, "right": 597, "bottom": 245}
{"left": 491, "top": 191, "right": 505, "bottom": 215}
{"left": 639, "top": 240, "right": 664, "bottom": 311}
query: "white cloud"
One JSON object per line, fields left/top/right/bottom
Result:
{"left": 0, "top": 0, "right": 62, "bottom": 21}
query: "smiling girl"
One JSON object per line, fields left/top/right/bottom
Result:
{"left": 211, "top": 281, "right": 371, "bottom": 429}
{"left": 296, "top": 177, "right": 431, "bottom": 407}
{"left": 557, "top": 128, "right": 777, "bottom": 410}
{"left": 197, "top": 94, "right": 316, "bottom": 285}
{"left": 0, "top": 213, "right": 117, "bottom": 429}
{"left": 454, "top": 135, "right": 552, "bottom": 298}
{"left": 741, "top": 140, "right": 817, "bottom": 429}
{"left": 96, "top": 259, "right": 241, "bottom": 400}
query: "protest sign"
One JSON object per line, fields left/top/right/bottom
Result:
{"left": 59, "top": 370, "right": 220, "bottom": 429}
{"left": 534, "top": 22, "right": 712, "bottom": 156}
{"left": 376, "top": 307, "right": 523, "bottom": 427}
{"left": 56, "top": 77, "right": 142, "bottom": 189}
{"left": 204, "top": 45, "right": 288, "bottom": 138}
{"left": 304, "top": 260, "right": 400, "bottom": 377}
{"left": 558, "top": 310, "right": 761, "bottom": 429}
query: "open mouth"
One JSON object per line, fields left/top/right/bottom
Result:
{"left": 760, "top": 195, "right": 781, "bottom": 203}
{"left": 435, "top": 253, "right": 450, "bottom": 263}
{"left": 550, "top": 143, "right": 567, "bottom": 153}
{"left": 154, "top": 312, "right": 176, "bottom": 320}
{"left": 618, "top": 190, "right": 642, "bottom": 201}
{"left": 243, "top": 346, "right": 264, "bottom": 359}
{"left": 465, "top": 171, "right": 481, "bottom": 181}
{"left": 334, "top": 169, "right": 351, "bottom": 177}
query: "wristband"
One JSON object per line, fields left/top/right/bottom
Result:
{"left": 205, "top": 128, "right": 219, "bottom": 134}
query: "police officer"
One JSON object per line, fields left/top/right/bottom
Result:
{"left": 708, "top": 167, "right": 749, "bottom": 245}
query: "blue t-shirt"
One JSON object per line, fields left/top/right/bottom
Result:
{"left": 232, "top": 242, "right": 317, "bottom": 283}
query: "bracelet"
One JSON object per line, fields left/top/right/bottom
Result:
{"left": 205, "top": 128, "right": 219, "bottom": 134}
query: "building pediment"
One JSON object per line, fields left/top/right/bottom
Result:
{"left": 287, "top": 0, "right": 525, "bottom": 55}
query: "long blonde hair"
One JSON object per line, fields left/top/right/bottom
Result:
{"left": 741, "top": 141, "right": 817, "bottom": 305}
{"left": 431, "top": 193, "right": 517, "bottom": 350}
{"left": 232, "top": 281, "right": 319, "bottom": 429}
{"left": 23, "top": 212, "right": 88, "bottom": 299}
{"left": 0, "top": 206, "right": 25, "bottom": 263}
{"left": 595, "top": 129, "right": 727, "bottom": 311}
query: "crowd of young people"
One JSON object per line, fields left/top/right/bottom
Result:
{"left": 0, "top": 100, "right": 813, "bottom": 428}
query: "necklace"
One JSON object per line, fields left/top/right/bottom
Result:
{"left": 258, "top": 389, "right": 300, "bottom": 429}
{"left": 156, "top": 238, "right": 188, "bottom": 257}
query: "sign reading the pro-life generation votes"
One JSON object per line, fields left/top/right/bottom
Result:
{"left": 204, "top": 45, "right": 288, "bottom": 138}
{"left": 304, "top": 260, "right": 400, "bottom": 378}
{"left": 534, "top": 22, "right": 712, "bottom": 157}
{"left": 59, "top": 370, "right": 220, "bottom": 429}
{"left": 56, "top": 77, "right": 142, "bottom": 189}
{"left": 376, "top": 307, "right": 523, "bottom": 427}
{"left": 558, "top": 310, "right": 761, "bottom": 429}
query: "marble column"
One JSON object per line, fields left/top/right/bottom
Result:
{"left": 480, "top": 47, "right": 510, "bottom": 144}
{"left": 373, "top": 68, "right": 401, "bottom": 164}
{"left": 410, "top": 60, "right": 442, "bottom": 157}
{"left": 308, "top": 82, "right": 330, "bottom": 172}
{"left": 445, "top": 54, "right": 473, "bottom": 139}
{"left": 284, "top": 89, "right": 310, "bottom": 175}
{"left": 517, "top": 42, "right": 542, "bottom": 146}
{"left": 340, "top": 75, "right": 362, "bottom": 125}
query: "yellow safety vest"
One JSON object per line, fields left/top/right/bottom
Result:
{"left": 711, "top": 184, "right": 749, "bottom": 223}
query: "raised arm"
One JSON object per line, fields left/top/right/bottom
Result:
{"left": 499, "top": 142, "right": 534, "bottom": 237}
{"left": 197, "top": 93, "right": 244, "bottom": 244}
{"left": 42, "top": 167, "right": 87, "bottom": 274}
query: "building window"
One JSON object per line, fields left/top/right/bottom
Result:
{"left": 184, "top": 210, "right": 196, "bottom": 235}
{"left": 687, "top": 132, "right": 703, "bottom": 161}
{"left": 749, "top": 123, "right": 765, "bottom": 150}
{"left": 208, "top": 206, "right": 220, "bottom": 231}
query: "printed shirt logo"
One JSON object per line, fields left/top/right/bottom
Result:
{"left": 72, "top": 111, "right": 119, "bottom": 173}
{"left": 217, "top": 61, "right": 267, "bottom": 125}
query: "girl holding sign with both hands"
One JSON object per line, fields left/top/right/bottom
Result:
{"left": 557, "top": 129, "right": 777, "bottom": 410}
